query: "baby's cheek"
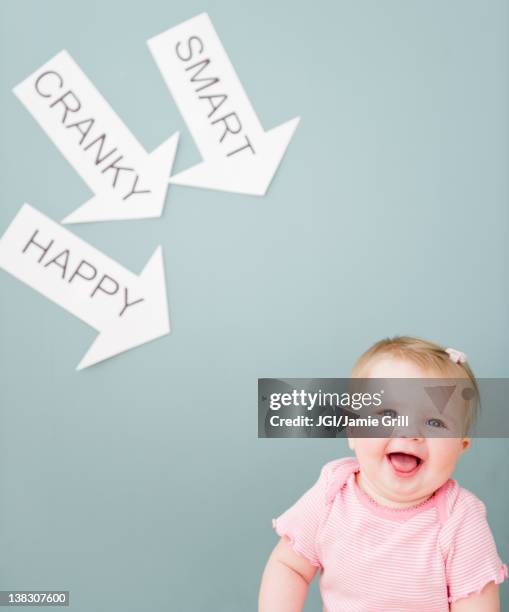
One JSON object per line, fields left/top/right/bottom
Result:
{"left": 369, "top": 438, "right": 388, "bottom": 455}
{"left": 426, "top": 439, "right": 463, "bottom": 479}
{"left": 354, "top": 438, "right": 388, "bottom": 462}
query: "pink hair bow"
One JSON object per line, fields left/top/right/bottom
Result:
{"left": 445, "top": 347, "right": 467, "bottom": 364}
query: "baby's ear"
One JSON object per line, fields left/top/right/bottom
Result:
{"left": 460, "top": 437, "right": 471, "bottom": 452}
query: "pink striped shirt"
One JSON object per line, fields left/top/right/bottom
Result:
{"left": 272, "top": 457, "right": 507, "bottom": 611}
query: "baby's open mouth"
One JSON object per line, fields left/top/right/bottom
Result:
{"left": 386, "top": 452, "right": 423, "bottom": 476}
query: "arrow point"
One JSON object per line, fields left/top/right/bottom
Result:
{"left": 257, "top": 116, "right": 300, "bottom": 195}
{"left": 62, "top": 132, "right": 179, "bottom": 224}
{"left": 146, "top": 131, "right": 180, "bottom": 217}
{"left": 76, "top": 246, "right": 170, "bottom": 370}
{"left": 268, "top": 116, "right": 301, "bottom": 145}
{"left": 153, "top": 130, "right": 180, "bottom": 164}
{"left": 169, "top": 117, "right": 299, "bottom": 196}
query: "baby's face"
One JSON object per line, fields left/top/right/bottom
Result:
{"left": 348, "top": 356, "right": 470, "bottom": 505}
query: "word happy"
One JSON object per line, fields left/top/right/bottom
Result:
{"left": 21, "top": 229, "right": 144, "bottom": 318}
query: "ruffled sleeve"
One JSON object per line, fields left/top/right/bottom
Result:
{"left": 440, "top": 488, "right": 508, "bottom": 603}
{"left": 272, "top": 458, "right": 357, "bottom": 567}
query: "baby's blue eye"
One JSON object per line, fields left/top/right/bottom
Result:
{"left": 381, "top": 409, "right": 398, "bottom": 418}
{"left": 427, "top": 418, "right": 446, "bottom": 428}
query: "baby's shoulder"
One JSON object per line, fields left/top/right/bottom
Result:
{"left": 318, "top": 456, "right": 360, "bottom": 504}
{"left": 437, "top": 479, "right": 487, "bottom": 529}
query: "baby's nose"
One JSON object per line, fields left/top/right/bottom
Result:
{"left": 392, "top": 424, "right": 424, "bottom": 439}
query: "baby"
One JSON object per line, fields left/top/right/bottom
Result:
{"left": 259, "top": 336, "right": 507, "bottom": 611}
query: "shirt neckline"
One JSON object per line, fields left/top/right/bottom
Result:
{"left": 351, "top": 471, "right": 438, "bottom": 521}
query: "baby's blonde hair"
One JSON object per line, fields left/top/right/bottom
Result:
{"left": 352, "top": 335, "right": 479, "bottom": 434}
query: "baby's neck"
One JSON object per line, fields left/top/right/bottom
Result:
{"left": 355, "top": 472, "right": 433, "bottom": 509}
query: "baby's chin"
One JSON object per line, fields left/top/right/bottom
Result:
{"left": 372, "top": 460, "right": 448, "bottom": 504}
{"left": 379, "top": 472, "right": 447, "bottom": 505}
{"left": 381, "top": 482, "right": 435, "bottom": 505}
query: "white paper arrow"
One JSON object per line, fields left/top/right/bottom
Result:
{"left": 0, "top": 204, "right": 170, "bottom": 370}
{"left": 147, "top": 13, "right": 299, "bottom": 196}
{"left": 13, "top": 51, "right": 179, "bottom": 224}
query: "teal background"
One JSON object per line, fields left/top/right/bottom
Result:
{"left": 0, "top": 0, "right": 508, "bottom": 609}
